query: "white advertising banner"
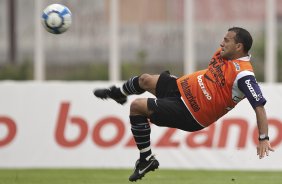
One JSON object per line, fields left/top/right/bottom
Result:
{"left": 0, "top": 82, "right": 281, "bottom": 170}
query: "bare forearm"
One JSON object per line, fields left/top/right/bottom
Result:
{"left": 255, "top": 106, "right": 268, "bottom": 136}
{"left": 254, "top": 105, "right": 274, "bottom": 159}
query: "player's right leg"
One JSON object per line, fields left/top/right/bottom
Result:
{"left": 93, "top": 74, "right": 160, "bottom": 104}
{"left": 128, "top": 98, "right": 159, "bottom": 182}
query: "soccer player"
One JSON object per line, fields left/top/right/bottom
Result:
{"left": 94, "top": 27, "right": 274, "bottom": 182}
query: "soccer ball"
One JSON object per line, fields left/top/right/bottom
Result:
{"left": 41, "top": 4, "right": 72, "bottom": 34}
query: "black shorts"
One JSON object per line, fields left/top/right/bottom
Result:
{"left": 147, "top": 71, "right": 204, "bottom": 132}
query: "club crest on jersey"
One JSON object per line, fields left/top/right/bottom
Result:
{"left": 233, "top": 62, "right": 240, "bottom": 71}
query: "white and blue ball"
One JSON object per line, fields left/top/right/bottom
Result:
{"left": 41, "top": 4, "right": 72, "bottom": 34}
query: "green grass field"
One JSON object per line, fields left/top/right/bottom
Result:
{"left": 0, "top": 169, "right": 281, "bottom": 184}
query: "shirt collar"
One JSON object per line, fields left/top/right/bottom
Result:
{"left": 237, "top": 54, "right": 251, "bottom": 61}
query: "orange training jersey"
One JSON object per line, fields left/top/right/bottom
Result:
{"left": 177, "top": 49, "right": 254, "bottom": 127}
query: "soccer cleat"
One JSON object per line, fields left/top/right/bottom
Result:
{"left": 93, "top": 86, "right": 127, "bottom": 105}
{"left": 129, "top": 155, "right": 159, "bottom": 182}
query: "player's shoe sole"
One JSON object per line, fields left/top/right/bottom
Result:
{"left": 93, "top": 88, "right": 110, "bottom": 99}
{"left": 93, "top": 86, "right": 127, "bottom": 105}
{"left": 129, "top": 155, "right": 159, "bottom": 182}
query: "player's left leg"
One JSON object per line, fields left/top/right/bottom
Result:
{"left": 93, "top": 73, "right": 160, "bottom": 104}
{"left": 128, "top": 98, "right": 159, "bottom": 182}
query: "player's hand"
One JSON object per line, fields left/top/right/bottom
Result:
{"left": 257, "top": 140, "right": 274, "bottom": 159}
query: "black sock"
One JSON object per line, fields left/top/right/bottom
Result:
{"left": 121, "top": 76, "right": 145, "bottom": 96}
{"left": 130, "top": 115, "right": 152, "bottom": 161}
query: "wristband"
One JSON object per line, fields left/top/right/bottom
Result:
{"left": 258, "top": 134, "right": 269, "bottom": 141}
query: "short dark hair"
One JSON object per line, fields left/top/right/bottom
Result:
{"left": 228, "top": 27, "right": 253, "bottom": 53}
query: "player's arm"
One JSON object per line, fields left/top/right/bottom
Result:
{"left": 237, "top": 75, "right": 274, "bottom": 159}
{"left": 254, "top": 105, "right": 274, "bottom": 159}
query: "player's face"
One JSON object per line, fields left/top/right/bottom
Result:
{"left": 220, "top": 31, "right": 240, "bottom": 60}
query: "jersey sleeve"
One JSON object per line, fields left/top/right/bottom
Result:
{"left": 237, "top": 75, "right": 266, "bottom": 108}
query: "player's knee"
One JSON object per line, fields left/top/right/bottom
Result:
{"left": 130, "top": 99, "right": 143, "bottom": 114}
{"left": 130, "top": 98, "right": 148, "bottom": 116}
{"left": 139, "top": 73, "right": 153, "bottom": 90}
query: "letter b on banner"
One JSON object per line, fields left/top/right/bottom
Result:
{"left": 55, "top": 102, "right": 88, "bottom": 147}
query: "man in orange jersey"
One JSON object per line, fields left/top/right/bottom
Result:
{"left": 94, "top": 27, "right": 274, "bottom": 182}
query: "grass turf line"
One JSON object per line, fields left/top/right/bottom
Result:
{"left": 0, "top": 169, "right": 281, "bottom": 184}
